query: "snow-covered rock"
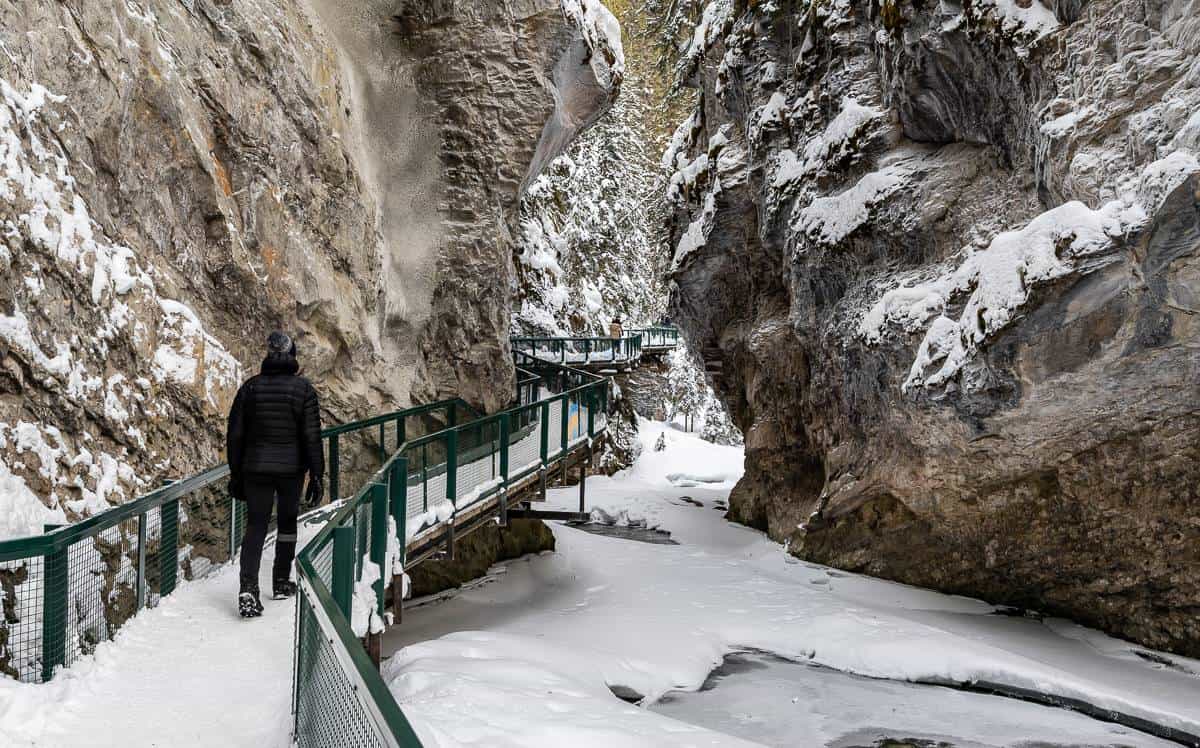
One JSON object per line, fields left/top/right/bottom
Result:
{"left": 664, "top": 0, "right": 1200, "bottom": 657}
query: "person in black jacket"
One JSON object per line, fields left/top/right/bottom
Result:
{"left": 226, "top": 331, "right": 324, "bottom": 618}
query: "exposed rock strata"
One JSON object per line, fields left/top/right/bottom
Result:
{"left": 667, "top": 0, "right": 1200, "bottom": 654}
{"left": 0, "top": 0, "right": 620, "bottom": 675}
{"left": 0, "top": 0, "right": 618, "bottom": 528}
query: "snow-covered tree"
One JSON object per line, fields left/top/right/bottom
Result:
{"left": 514, "top": 64, "right": 669, "bottom": 336}
{"left": 640, "top": 0, "right": 705, "bottom": 79}
{"left": 700, "top": 391, "right": 742, "bottom": 445}
{"left": 664, "top": 345, "right": 706, "bottom": 430}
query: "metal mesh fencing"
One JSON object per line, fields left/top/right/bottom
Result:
{"left": 311, "top": 539, "right": 335, "bottom": 592}
{"left": 510, "top": 426, "right": 541, "bottom": 476}
{"left": 547, "top": 400, "right": 564, "bottom": 458}
{"left": 455, "top": 449, "right": 495, "bottom": 505}
{"left": 0, "top": 555, "right": 44, "bottom": 682}
{"left": 295, "top": 590, "right": 392, "bottom": 748}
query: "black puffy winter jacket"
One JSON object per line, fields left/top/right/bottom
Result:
{"left": 226, "top": 353, "right": 324, "bottom": 479}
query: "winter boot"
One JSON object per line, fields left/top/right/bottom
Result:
{"left": 272, "top": 578, "right": 297, "bottom": 600}
{"left": 238, "top": 582, "right": 264, "bottom": 618}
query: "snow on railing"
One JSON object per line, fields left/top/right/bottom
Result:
{"left": 292, "top": 350, "right": 612, "bottom": 747}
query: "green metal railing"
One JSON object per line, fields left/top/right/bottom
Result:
{"left": 0, "top": 399, "right": 464, "bottom": 684}
{"left": 511, "top": 333, "right": 644, "bottom": 366}
{"left": 628, "top": 325, "right": 679, "bottom": 349}
{"left": 0, "top": 344, "right": 611, "bottom": 745}
{"left": 291, "top": 351, "right": 609, "bottom": 747}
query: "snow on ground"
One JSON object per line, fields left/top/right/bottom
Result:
{"left": 384, "top": 419, "right": 1200, "bottom": 747}
{"left": 650, "top": 651, "right": 1171, "bottom": 748}
{"left": 2, "top": 422, "right": 1198, "bottom": 747}
{"left": 0, "top": 536, "right": 307, "bottom": 747}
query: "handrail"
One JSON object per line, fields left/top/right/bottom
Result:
{"left": 290, "top": 350, "right": 611, "bottom": 746}
{"left": 627, "top": 325, "right": 679, "bottom": 348}
{"left": 0, "top": 397, "right": 465, "bottom": 684}
{"left": 510, "top": 333, "right": 646, "bottom": 366}
{"left": 0, "top": 340, "right": 612, "bottom": 745}
{"left": 0, "top": 398, "right": 465, "bottom": 557}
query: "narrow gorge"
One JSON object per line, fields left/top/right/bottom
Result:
{"left": 1, "top": 1, "right": 1199, "bottom": 745}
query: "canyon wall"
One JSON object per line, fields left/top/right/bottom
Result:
{"left": 0, "top": 0, "right": 618, "bottom": 535}
{"left": 666, "top": 0, "right": 1200, "bottom": 654}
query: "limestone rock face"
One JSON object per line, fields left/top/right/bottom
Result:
{"left": 666, "top": 0, "right": 1200, "bottom": 654}
{"left": 0, "top": 0, "right": 618, "bottom": 532}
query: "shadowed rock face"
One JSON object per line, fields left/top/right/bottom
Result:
{"left": 309, "top": 0, "right": 621, "bottom": 414}
{"left": 0, "top": 0, "right": 617, "bottom": 522}
{"left": 667, "top": 0, "right": 1200, "bottom": 654}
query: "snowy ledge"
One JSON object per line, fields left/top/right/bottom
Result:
{"left": 859, "top": 152, "right": 1199, "bottom": 393}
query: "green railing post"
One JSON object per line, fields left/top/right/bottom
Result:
{"left": 378, "top": 423, "right": 386, "bottom": 463}
{"left": 446, "top": 430, "right": 458, "bottom": 505}
{"left": 583, "top": 338, "right": 591, "bottom": 363}
{"left": 389, "top": 456, "right": 409, "bottom": 622}
{"left": 329, "top": 434, "right": 340, "bottom": 502}
{"left": 331, "top": 526, "right": 355, "bottom": 620}
{"left": 136, "top": 512, "right": 148, "bottom": 610}
{"left": 540, "top": 401, "right": 550, "bottom": 464}
{"left": 499, "top": 415, "right": 510, "bottom": 526}
{"left": 396, "top": 415, "right": 406, "bottom": 448}
{"left": 369, "top": 483, "right": 388, "bottom": 616}
{"left": 356, "top": 504, "right": 369, "bottom": 579}
{"left": 160, "top": 498, "right": 179, "bottom": 597}
{"left": 41, "top": 525, "right": 66, "bottom": 682}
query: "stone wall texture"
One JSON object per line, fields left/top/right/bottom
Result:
{"left": 0, "top": 0, "right": 616, "bottom": 530}
{"left": 666, "top": 0, "right": 1200, "bottom": 655}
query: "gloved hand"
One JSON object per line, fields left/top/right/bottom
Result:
{"left": 228, "top": 473, "right": 245, "bottom": 502}
{"left": 306, "top": 475, "right": 324, "bottom": 505}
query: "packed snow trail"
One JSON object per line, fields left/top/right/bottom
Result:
{"left": 0, "top": 544, "right": 297, "bottom": 747}
{"left": 3, "top": 420, "right": 1198, "bottom": 747}
{"left": 382, "top": 420, "right": 1200, "bottom": 747}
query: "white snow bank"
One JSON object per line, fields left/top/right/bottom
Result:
{"left": 860, "top": 199, "right": 1135, "bottom": 390}
{"left": 351, "top": 556, "right": 385, "bottom": 638}
{"left": 794, "top": 163, "right": 910, "bottom": 245}
{"left": 387, "top": 631, "right": 759, "bottom": 747}
{"left": 384, "top": 421, "right": 1200, "bottom": 745}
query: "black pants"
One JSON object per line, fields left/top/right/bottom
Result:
{"left": 239, "top": 473, "right": 304, "bottom": 589}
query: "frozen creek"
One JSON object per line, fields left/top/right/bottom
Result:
{"left": 382, "top": 420, "right": 1200, "bottom": 747}
{"left": 651, "top": 651, "right": 1165, "bottom": 747}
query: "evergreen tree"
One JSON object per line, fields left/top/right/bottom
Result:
{"left": 514, "top": 64, "right": 669, "bottom": 335}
